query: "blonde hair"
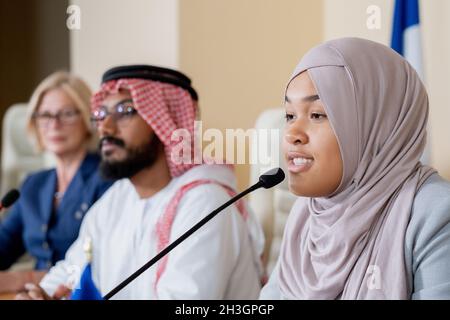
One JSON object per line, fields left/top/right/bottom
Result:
{"left": 27, "top": 71, "right": 96, "bottom": 151}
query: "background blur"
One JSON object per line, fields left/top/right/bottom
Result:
{"left": 1, "top": 0, "right": 449, "bottom": 191}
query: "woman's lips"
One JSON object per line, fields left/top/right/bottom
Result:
{"left": 48, "top": 136, "right": 66, "bottom": 143}
{"left": 286, "top": 152, "right": 314, "bottom": 174}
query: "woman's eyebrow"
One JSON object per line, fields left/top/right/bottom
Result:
{"left": 302, "top": 94, "right": 320, "bottom": 103}
{"left": 284, "top": 94, "right": 320, "bottom": 104}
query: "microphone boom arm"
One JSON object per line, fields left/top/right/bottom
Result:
{"left": 103, "top": 181, "right": 263, "bottom": 300}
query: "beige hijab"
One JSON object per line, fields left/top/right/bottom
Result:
{"left": 278, "top": 37, "right": 436, "bottom": 299}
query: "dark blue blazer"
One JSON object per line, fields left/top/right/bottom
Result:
{"left": 0, "top": 153, "right": 113, "bottom": 270}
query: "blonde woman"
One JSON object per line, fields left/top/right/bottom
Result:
{"left": 0, "top": 71, "right": 113, "bottom": 294}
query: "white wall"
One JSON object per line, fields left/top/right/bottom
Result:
{"left": 324, "top": 0, "right": 450, "bottom": 179}
{"left": 179, "top": 0, "right": 324, "bottom": 190}
{"left": 69, "top": 0, "right": 179, "bottom": 88}
{"left": 324, "top": 0, "right": 392, "bottom": 43}
{"left": 68, "top": 0, "right": 450, "bottom": 179}
{"left": 421, "top": 0, "right": 450, "bottom": 179}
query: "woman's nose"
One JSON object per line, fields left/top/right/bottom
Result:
{"left": 284, "top": 122, "right": 308, "bottom": 145}
{"left": 46, "top": 117, "right": 63, "bottom": 130}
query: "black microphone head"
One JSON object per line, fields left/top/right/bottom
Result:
{"left": 258, "top": 167, "right": 285, "bottom": 189}
{"left": 1, "top": 189, "right": 20, "bottom": 208}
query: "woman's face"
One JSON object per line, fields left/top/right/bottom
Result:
{"left": 283, "top": 71, "right": 343, "bottom": 197}
{"left": 35, "top": 88, "right": 89, "bottom": 157}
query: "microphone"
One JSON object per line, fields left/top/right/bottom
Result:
{"left": 258, "top": 167, "right": 286, "bottom": 189}
{"left": 103, "top": 167, "right": 285, "bottom": 300}
{"left": 0, "top": 189, "right": 20, "bottom": 211}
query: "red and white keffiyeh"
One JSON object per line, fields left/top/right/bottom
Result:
{"left": 91, "top": 78, "right": 198, "bottom": 178}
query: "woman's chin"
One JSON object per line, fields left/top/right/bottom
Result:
{"left": 288, "top": 180, "right": 327, "bottom": 198}
{"left": 288, "top": 180, "right": 310, "bottom": 197}
{"left": 44, "top": 145, "right": 82, "bottom": 158}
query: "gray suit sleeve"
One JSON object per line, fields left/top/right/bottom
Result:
{"left": 406, "top": 175, "right": 450, "bottom": 300}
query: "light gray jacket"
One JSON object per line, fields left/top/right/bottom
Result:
{"left": 261, "top": 173, "right": 450, "bottom": 300}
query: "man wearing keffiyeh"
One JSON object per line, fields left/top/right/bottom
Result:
{"left": 19, "top": 65, "right": 264, "bottom": 300}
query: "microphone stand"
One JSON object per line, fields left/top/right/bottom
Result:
{"left": 103, "top": 180, "right": 263, "bottom": 300}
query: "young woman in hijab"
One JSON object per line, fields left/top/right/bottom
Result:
{"left": 0, "top": 71, "right": 113, "bottom": 294}
{"left": 260, "top": 37, "right": 450, "bottom": 299}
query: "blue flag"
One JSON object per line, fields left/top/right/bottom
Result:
{"left": 391, "top": 0, "right": 420, "bottom": 56}
{"left": 70, "top": 263, "right": 103, "bottom": 300}
{"left": 391, "top": 0, "right": 429, "bottom": 164}
{"left": 391, "top": 0, "right": 424, "bottom": 83}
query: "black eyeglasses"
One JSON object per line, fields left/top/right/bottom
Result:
{"left": 91, "top": 99, "right": 138, "bottom": 127}
{"left": 33, "top": 109, "right": 80, "bottom": 128}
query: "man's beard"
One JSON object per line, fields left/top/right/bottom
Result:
{"left": 99, "top": 135, "right": 162, "bottom": 180}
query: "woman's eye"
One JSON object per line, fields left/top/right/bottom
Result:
{"left": 40, "top": 113, "right": 52, "bottom": 119}
{"left": 285, "top": 113, "right": 294, "bottom": 122}
{"left": 62, "top": 111, "right": 76, "bottom": 117}
{"left": 310, "top": 112, "right": 327, "bottom": 120}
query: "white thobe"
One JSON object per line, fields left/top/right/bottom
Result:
{"left": 40, "top": 164, "right": 265, "bottom": 299}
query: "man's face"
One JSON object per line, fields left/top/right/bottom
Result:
{"left": 94, "top": 90, "right": 162, "bottom": 179}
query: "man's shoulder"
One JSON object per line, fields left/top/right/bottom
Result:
{"left": 173, "top": 164, "right": 238, "bottom": 206}
{"left": 180, "top": 182, "right": 232, "bottom": 203}
{"left": 174, "top": 164, "right": 237, "bottom": 190}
